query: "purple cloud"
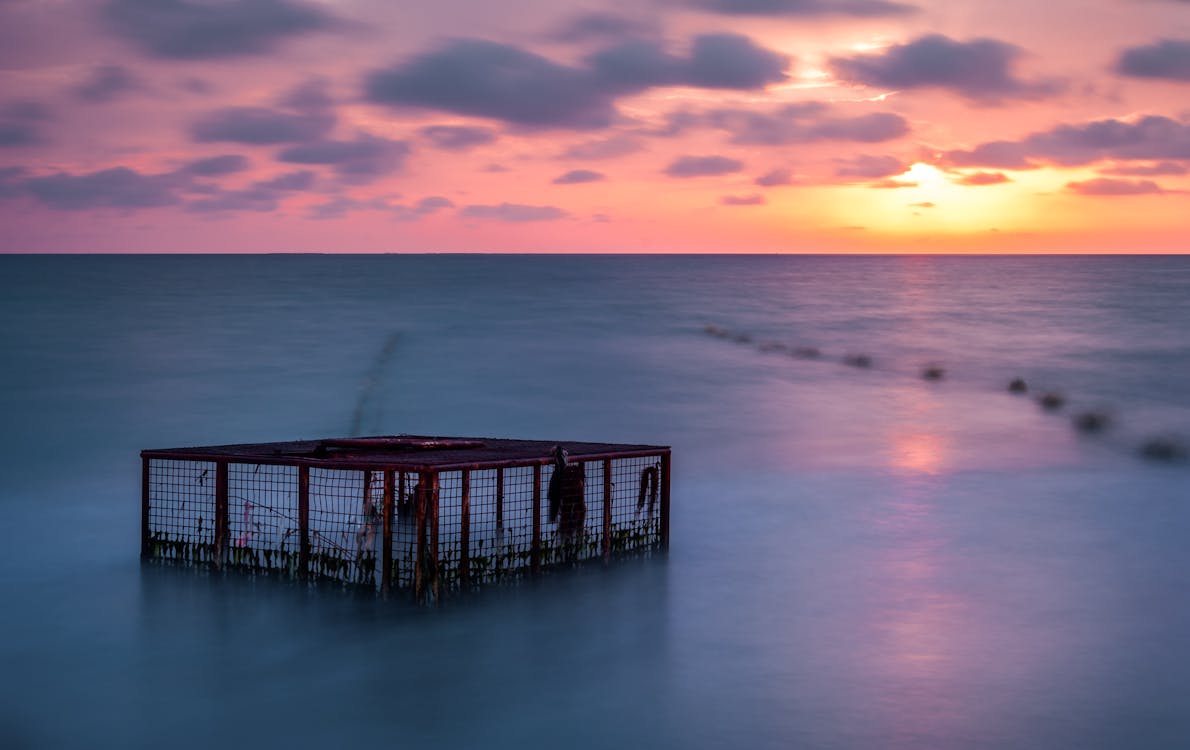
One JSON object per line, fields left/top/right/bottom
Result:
{"left": 191, "top": 79, "right": 335, "bottom": 145}
{"left": 830, "top": 34, "right": 1063, "bottom": 104}
{"left": 71, "top": 64, "right": 142, "bottom": 103}
{"left": 277, "top": 134, "right": 410, "bottom": 184}
{"left": 365, "top": 39, "right": 616, "bottom": 130}
{"left": 943, "top": 115, "right": 1190, "bottom": 168}
{"left": 720, "top": 193, "right": 765, "bottom": 205}
{"left": 1100, "top": 161, "right": 1187, "bottom": 176}
{"left": 178, "top": 154, "right": 250, "bottom": 176}
{"left": 1066, "top": 178, "right": 1165, "bottom": 195}
{"left": 0, "top": 166, "right": 26, "bottom": 198}
{"left": 834, "top": 154, "right": 906, "bottom": 177}
{"left": 308, "top": 196, "right": 364, "bottom": 220}
{"left": 102, "top": 0, "right": 341, "bottom": 60}
{"left": 254, "top": 170, "right": 315, "bottom": 190}
{"left": 942, "top": 140, "right": 1033, "bottom": 169}
{"left": 393, "top": 195, "right": 455, "bottom": 221}
{"left": 689, "top": 0, "right": 916, "bottom": 17}
{"left": 0, "top": 100, "right": 51, "bottom": 147}
{"left": 24, "top": 167, "right": 181, "bottom": 210}
{"left": 364, "top": 34, "right": 787, "bottom": 130}
{"left": 186, "top": 187, "right": 279, "bottom": 213}
{"left": 587, "top": 33, "right": 788, "bottom": 91}
{"left": 1115, "top": 39, "right": 1190, "bottom": 82}
{"left": 682, "top": 34, "right": 789, "bottom": 89}
{"left": 754, "top": 168, "right": 793, "bottom": 186}
{"left": 191, "top": 106, "right": 333, "bottom": 144}
{"left": 665, "top": 155, "right": 745, "bottom": 177}
{"left": 954, "top": 171, "right": 1010, "bottom": 185}
{"left": 460, "top": 202, "right": 568, "bottom": 221}
{"left": 419, "top": 124, "right": 497, "bottom": 150}
{"left": 553, "top": 169, "right": 605, "bottom": 184}
{"left": 559, "top": 135, "right": 643, "bottom": 160}
{"left": 702, "top": 103, "right": 908, "bottom": 145}
{"left": 546, "top": 12, "right": 657, "bottom": 43}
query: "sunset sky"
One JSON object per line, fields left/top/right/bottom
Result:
{"left": 2, "top": 0, "right": 1189, "bottom": 253}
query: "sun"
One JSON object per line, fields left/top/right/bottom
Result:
{"left": 827, "top": 161, "right": 1037, "bottom": 237}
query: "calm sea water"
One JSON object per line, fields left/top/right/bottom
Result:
{"left": 1, "top": 254, "right": 1189, "bottom": 749}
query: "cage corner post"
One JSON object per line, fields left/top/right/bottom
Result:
{"left": 298, "top": 465, "right": 310, "bottom": 581}
{"left": 459, "top": 469, "right": 471, "bottom": 592}
{"left": 430, "top": 471, "right": 440, "bottom": 604}
{"left": 531, "top": 463, "right": 542, "bottom": 576}
{"left": 381, "top": 469, "right": 394, "bottom": 596}
{"left": 213, "top": 460, "right": 229, "bottom": 569}
{"left": 602, "top": 458, "right": 612, "bottom": 565}
{"left": 660, "top": 451, "right": 671, "bottom": 551}
{"left": 140, "top": 456, "right": 151, "bottom": 560}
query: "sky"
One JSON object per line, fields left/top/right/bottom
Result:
{"left": 1, "top": 0, "right": 1189, "bottom": 253}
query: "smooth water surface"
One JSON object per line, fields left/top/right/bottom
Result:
{"left": 1, "top": 254, "right": 1188, "bottom": 749}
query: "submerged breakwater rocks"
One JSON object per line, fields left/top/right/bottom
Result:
{"left": 700, "top": 323, "right": 1188, "bottom": 469}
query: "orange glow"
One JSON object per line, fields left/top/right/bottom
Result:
{"left": 890, "top": 432, "right": 946, "bottom": 475}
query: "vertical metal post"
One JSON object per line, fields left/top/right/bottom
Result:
{"left": 398, "top": 471, "right": 406, "bottom": 517}
{"left": 495, "top": 466, "right": 504, "bottom": 531}
{"left": 429, "top": 472, "right": 440, "bottom": 604}
{"left": 414, "top": 471, "right": 428, "bottom": 602}
{"left": 214, "top": 461, "right": 229, "bottom": 569}
{"left": 531, "top": 463, "right": 542, "bottom": 575}
{"left": 140, "top": 456, "right": 151, "bottom": 559}
{"left": 602, "top": 458, "right": 612, "bottom": 564}
{"left": 361, "top": 470, "right": 373, "bottom": 585}
{"left": 298, "top": 465, "right": 310, "bottom": 580}
{"left": 459, "top": 470, "right": 471, "bottom": 591}
{"left": 381, "top": 469, "right": 394, "bottom": 596}
{"left": 659, "top": 452, "right": 671, "bottom": 550}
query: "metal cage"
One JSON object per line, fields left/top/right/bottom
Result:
{"left": 141, "top": 436, "right": 671, "bottom": 602}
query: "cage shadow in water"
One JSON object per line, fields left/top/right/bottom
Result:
{"left": 141, "top": 436, "right": 671, "bottom": 604}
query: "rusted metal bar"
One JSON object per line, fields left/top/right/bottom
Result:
{"left": 660, "top": 452, "right": 671, "bottom": 550}
{"left": 495, "top": 466, "right": 504, "bottom": 531}
{"left": 381, "top": 469, "right": 394, "bottom": 596}
{"left": 602, "top": 458, "right": 612, "bottom": 564}
{"left": 213, "top": 461, "right": 229, "bottom": 569}
{"left": 429, "top": 472, "right": 440, "bottom": 603}
{"left": 531, "top": 463, "right": 542, "bottom": 575}
{"left": 298, "top": 465, "right": 310, "bottom": 580}
{"left": 459, "top": 469, "right": 471, "bottom": 591}
{"left": 140, "top": 456, "right": 151, "bottom": 560}
{"left": 414, "top": 472, "right": 427, "bottom": 602}
{"left": 398, "top": 471, "right": 407, "bottom": 518}
{"left": 141, "top": 447, "right": 670, "bottom": 472}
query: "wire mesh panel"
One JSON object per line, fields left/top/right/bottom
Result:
{"left": 146, "top": 459, "right": 216, "bottom": 564}
{"left": 392, "top": 471, "right": 426, "bottom": 590}
{"left": 227, "top": 463, "right": 300, "bottom": 575}
{"left": 142, "top": 436, "right": 670, "bottom": 602}
{"left": 309, "top": 468, "right": 381, "bottom": 587}
{"left": 608, "top": 456, "right": 665, "bottom": 555}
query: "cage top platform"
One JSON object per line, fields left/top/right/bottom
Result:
{"left": 141, "top": 435, "right": 669, "bottom": 471}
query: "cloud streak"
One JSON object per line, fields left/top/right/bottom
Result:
{"left": 460, "top": 202, "right": 568, "bottom": 221}
{"left": 664, "top": 155, "right": 745, "bottom": 177}
{"left": 942, "top": 114, "right": 1190, "bottom": 168}
{"left": 1066, "top": 178, "right": 1164, "bottom": 195}
{"left": 553, "top": 169, "right": 606, "bottom": 184}
{"left": 1115, "top": 38, "right": 1190, "bottom": 82}
{"left": 277, "top": 134, "right": 411, "bottom": 184}
{"left": 102, "top": 0, "right": 341, "bottom": 59}
{"left": 830, "top": 34, "right": 1062, "bottom": 103}
{"left": 363, "top": 34, "right": 788, "bottom": 130}
{"left": 688, "top": 0, "right": 916, "bottom": 18}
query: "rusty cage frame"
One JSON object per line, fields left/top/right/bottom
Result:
{"left": 141, "top": 436, "right": 670, "bottom": 601}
